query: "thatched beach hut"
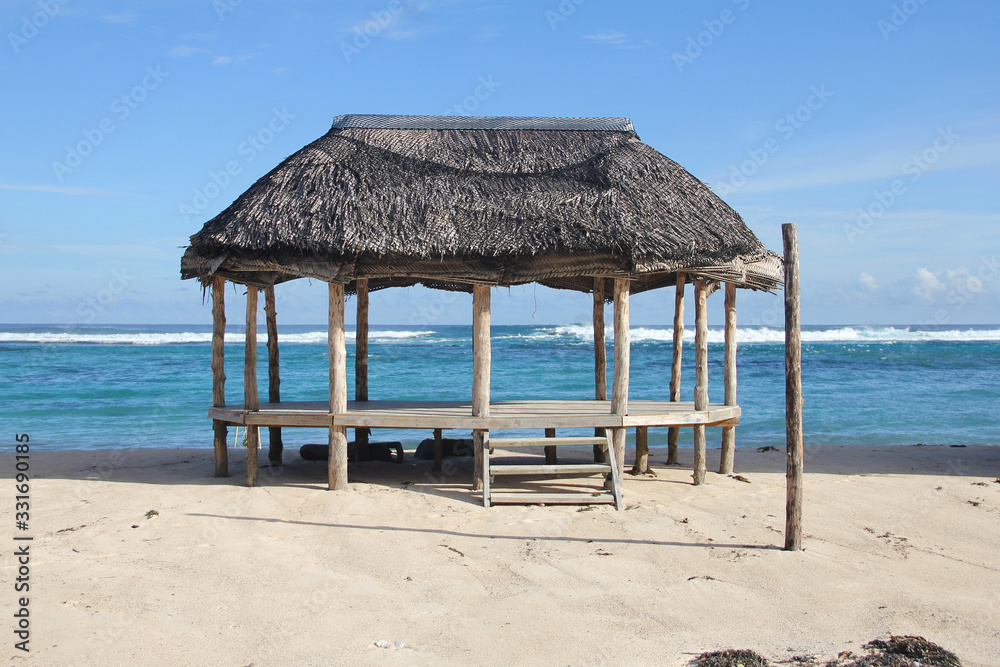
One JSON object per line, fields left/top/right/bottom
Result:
{"left": 181, "top": 114, "right": 783, "bottom": 510}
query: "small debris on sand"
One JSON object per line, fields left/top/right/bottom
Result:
{"left": 757, "top": 446, "right": 779, "bottom": 453}
{"left": 145, "top": 509, "right": 159, "bottom": 519}
{"left": 693, "top": 648, "right": 769, "bottom": 666}
{"left": 729, "top": 474, "right": 751, "bottom": 483}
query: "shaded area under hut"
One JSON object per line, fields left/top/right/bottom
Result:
{"left": 181, "top": 114, "right": 785, "bottom": 511}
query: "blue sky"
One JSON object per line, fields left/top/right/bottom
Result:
{"left": 2, "top": 0, "right": 998, "bottom": 327}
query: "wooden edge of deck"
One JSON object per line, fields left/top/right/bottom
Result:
{"left": 207, "top": 402, "right": 741, "bottom": 430}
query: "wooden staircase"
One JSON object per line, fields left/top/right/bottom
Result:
{"left": 482, "top": 434, "right": 623, "bottom": 510}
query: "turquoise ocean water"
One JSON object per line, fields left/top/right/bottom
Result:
{"left": 1, "top": 324, "right": 998, "bottom": 452}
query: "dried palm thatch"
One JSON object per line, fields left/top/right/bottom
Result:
{"left": 181, "top": 115, "right": 782, "bottom": 294}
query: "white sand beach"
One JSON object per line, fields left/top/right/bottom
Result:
{"left": 5, "top": 444, "right": 999, "bottom": 666}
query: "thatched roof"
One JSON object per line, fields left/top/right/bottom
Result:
{"left": 181, "top": 115, "right": 781, "bottom": 294}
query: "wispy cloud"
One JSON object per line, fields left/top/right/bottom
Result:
{"left": 0, "top": 184, "right": 112, "bottom": 196}
{"left": 102, "top": 13, "right": 138, "bottom": 24}
{"left": 584, "top": 31, "right": 628, "bottom": 45}
{"left": 168, "top": 43, "right": 257, "bottom": 66}
{"left": 716, "top": 122, "right": 1000, "bottom": 196}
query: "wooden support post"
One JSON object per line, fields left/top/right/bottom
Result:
{"left": 783, "top": 223, "right": 804, "bottom": 551}
{"left": 610, "top": 278, "right": 630, "bottom": 485}
{"left": 433, "top": 428, "right": 443, "bottom": 474}
{"left": 211, "top": 276, "right": 228, "bottom": 477}
{"left": 631, "top": 426, "right": 649, "bottom": 474}
{"left": 593, "top": 278, "right": 608, "bottom": 463}
{"left": 719, "top": 282, "right": 737, "bottom": 474}
{"left": 544, "top": 427, "right": 558, "bottom": 465}
{"left": 472, "top": 284, "right": 491, "bottom": 494}
{"left": 692, "top": 278, "right": 709, "bottom": 485}
{"left": 264, "top": 286, "right": 283, "bottom": 466}
{"left": 355, "top": 278, "right": 370, "bottom": 462}
{"left": 244, "top": 287, "right": 260, "bottom": 487}
{"left": 328, "top": 283, "right": 349, "bottom": 491}
{"left": 667, "top": 273, "right": 685, "bottom": 465}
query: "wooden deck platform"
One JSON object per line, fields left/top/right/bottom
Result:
{"left": 208, "top": 399, "right": 740, "bottom": 430}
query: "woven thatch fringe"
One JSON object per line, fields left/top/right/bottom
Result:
{"left": 181, "top": 117, "right": 782, "bottom": 292}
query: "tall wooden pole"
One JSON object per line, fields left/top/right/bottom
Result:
{"left": 328, "top": 283, "right": 349, "bottom": 491}
{"left": 692, "top": 279, "right": 709, "bottom": 485}
{"left": 667, "top": 272, "right": 685, "bottom": 465}
{"left": 784, "top": 223, "right": 804, "bottom": 551}
{"left": 472, "top": 285, "right": 491, "bottom": 493}
{"left": 719, "top": 282, "right": 737, "bottom": 474}
{"left": 611, "top": 278, "right": 630, "bottom": 484}
{"left": 211, "top": 276, "right": 228, "bottom": 477}
{"left": 593, "top": 278, "right": 608, "bottom": 463}
{"left": 264, "top": 286, "right": 283, "bottom": 466}
{"left": 355, "top": 278, "right": 370, "bottom": 462}
{"left": 244, "top": 287, "right": 260, "bottom": 487}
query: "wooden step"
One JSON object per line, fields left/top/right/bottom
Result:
{"left": 488, "top": 437, "right": 607, "bottom": 448}
{"left": 489, "top": 492, "right": 616, "bottom": 505}
{"left": 489, "top": 463, "right": 611, "bottom": 476}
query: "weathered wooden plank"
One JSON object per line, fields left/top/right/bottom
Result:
{"left": 488, "top": 492, "right": 615, "bottom": 505}
{"left": 784, "top": 223, "right": 804, "bottom": 551}
{"left": 593, "top": 277, "right": 608, "bottom": 463}
{"left": 206, "top": 401, "right": 742, "bottom": 429}
{"left": 264, "top": 286, "right": 283, "bottom": 466}
{"left": 355, "top": 278, "right": 370, "bottom": 461}
{"left": 544, "top": 427, "right": 558, "bottom": 464}
{"left": 328, "top": 282, "right": 348, "bottom": 491}
{"left": 632, "top": 426, "right": 649, "bottom": 474}
{"left": 490, "top": 464, "right": 612, "bottom": 476}
{"left": 472, "top": 284, "right": 491, "bottom": 492}
{"left": 490, "top": 437, "right": 607, "bottom": 447}
{"left": 611, "top": 278, "right": 630, "bottom": 486}
{"left": 244, "top": 288, "right": 259, "bottom": 487}
{"left": 720, "top": 282, "right": 737, "bottom": 474}
{"left": 693, "top": 279, "right": 708, "bottom": 486}
{"left": 433, "top": 427, "right": 443, "bottom": 473}
{"left": 211, "top": 276, "right": 228, "bottom": 478}
{"left": 667, "top": 272, "right": 685, "bottom": 465}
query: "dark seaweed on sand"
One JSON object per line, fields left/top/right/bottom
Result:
{"left": 824, "top": 636, "right": 961, "bottom": 667}
{"left": 693, "top": 648, "right": 770, "bottom": 667}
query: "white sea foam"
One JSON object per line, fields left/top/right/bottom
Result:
{"left": 2, "top": 326, "right": 998, "bottom": 346}
{"left": 549, "top": 325, "right": 1000, "bottom": 344}
{"left": 0, "top": 329, "right": 435, "bottom": 345}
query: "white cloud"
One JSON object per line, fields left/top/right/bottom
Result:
{"left": 584, "top": 31, "right": 628, "bottom": 45}
{"left": 169, "top": 44, "right": 212, "bottom": 58}
{"left": 102, "top": 13, "right": 138, "bottom": 24}
{"left": 169, "top": 44, "right": 256, "bottom": 66}
{"left": 913, "top": 267, "right": 945, "bottom": 301}
{"left": 859, "top": 272, "right": 878, "bottom": 290}
{"left": 0, "top": 184, "right": 111, "bottom": 196}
